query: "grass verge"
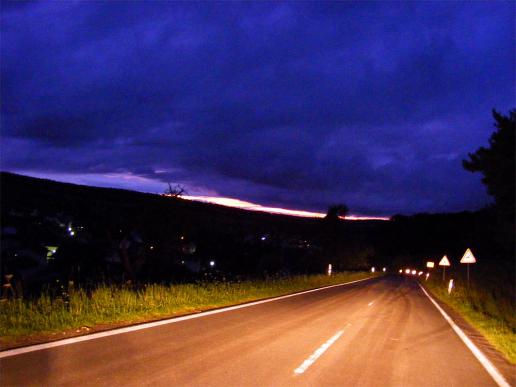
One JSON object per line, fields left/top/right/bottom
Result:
{"left": 422, "top": 275, "right": 515, "bottom": 364}
{"left": 0, "top": 271, "right": 375, "bottom": 346}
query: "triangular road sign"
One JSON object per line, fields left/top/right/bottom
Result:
{"left": 460, "top": 248, "right": 476, "bottom": 264}
{"left": 439, "top": 255, "right": 450, "bottom": 266}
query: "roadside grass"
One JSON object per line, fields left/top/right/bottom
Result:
{"left": 423, "top": 272, "right": 515, "bottom": 364}
{"left": 0, "top": 271, "right": 374, "bottom": 344}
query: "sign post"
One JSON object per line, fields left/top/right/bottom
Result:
{"left": 460, "top": 248, "right": 476, "bottom": 287}
{"left": 438, "top": 255, "right": 450, "bottom": 281}
{"left": 425, "top": 261, "right": 434, "bottom": 281}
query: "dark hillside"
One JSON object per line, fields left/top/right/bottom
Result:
{"left": 0, "top": 172, "right": 381, "bottom": 294}
{"left": 1, "top": 172, "right": 512, "bottom": 299}
{"left": 0, "top": 172, "right": 386, "bottom": 237}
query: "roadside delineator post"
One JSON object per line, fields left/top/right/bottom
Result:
{"left": 448, "top": 279, "right": 454, "bottom": 294}
{"left": 460, "top": 248, "right": 476, "bottom": 287}
{"left": 327, "top": 264, "right": 332, "bottom": 276}
{"left": 438, "top": 255, "right": 450, "bottom": 282}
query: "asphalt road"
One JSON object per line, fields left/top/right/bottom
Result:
{"left": 0, "top": 276, "right": 506, "bottom": 386}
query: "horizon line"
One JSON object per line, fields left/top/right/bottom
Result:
{"left": 3, "top": 170, "right": 390, "bottom": 221}
{"left": 177, "top": 195, "right": 391, "bottom": 221}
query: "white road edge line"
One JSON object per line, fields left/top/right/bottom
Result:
{"left": 418, "top": 284, "right": 510, "bottom": 387}
{"left": 294, "top": 329, "right": 345, "bottom": 375}
{"left": 0, "top": 276, "right": 375, "bottom": 359}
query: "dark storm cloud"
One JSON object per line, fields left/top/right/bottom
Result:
{"left": 1, "top": 1, "right": 514, "bottom": 215}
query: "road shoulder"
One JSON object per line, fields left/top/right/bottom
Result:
{"left": 419, "top": 282, "right": 514, "bottom": 386}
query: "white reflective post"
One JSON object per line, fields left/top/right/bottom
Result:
{"left": 448, "top": 279, "right": 454, "bottom": 294}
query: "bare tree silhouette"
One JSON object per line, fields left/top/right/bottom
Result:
{"left": 164, "top": 183, "right": 186, "bottom": 197}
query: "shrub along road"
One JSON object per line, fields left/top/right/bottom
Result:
{"left": 0, "top": 276, "right": 512, "bottom": 386}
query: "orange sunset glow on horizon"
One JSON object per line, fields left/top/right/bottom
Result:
{"left": 174, "top": 195, "right": 390, "bottom": 221}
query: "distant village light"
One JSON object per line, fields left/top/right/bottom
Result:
{"left": 45, "top": 246, "right": 59, "bottom": 262}
{"left": 371, "top": 267, "right": 375, "bottom": 273}
{"left": 209, "top": 260, "right": 215, "bottom": 267}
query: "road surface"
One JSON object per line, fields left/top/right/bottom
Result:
{"left": 0, "top": 276, "right": 508, "bottom": 386}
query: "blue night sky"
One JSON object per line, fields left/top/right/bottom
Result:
{"left": 1, "top": 1, "right": 514, "bottom": 216}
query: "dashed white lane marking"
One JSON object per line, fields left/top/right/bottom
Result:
{"left": 368, "top": 301, "right": 375, "bottom": 306}
{"left": 0, "top": 277, "right": 376, "bottom": 359}
{"left": 294, "top": 328, "right": 346, "bottom": 375}
{"left": 419, "top": 284, "right": 510, "bottom": 387}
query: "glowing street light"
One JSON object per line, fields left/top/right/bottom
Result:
{"left": 382, "top": 267, "right": 386, "bottom": 272}
{"left": 209, "top": 260, "right": 215, "bottom": 267}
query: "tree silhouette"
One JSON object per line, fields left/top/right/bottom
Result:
{"left": 164, "top": 183, "right": 186, "bottom": 197}
{"left": 325, "top": 204, "right": 349, "bottom": 221}
{"left": 463, "top": 109, "right": 515, "bottom": 215}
